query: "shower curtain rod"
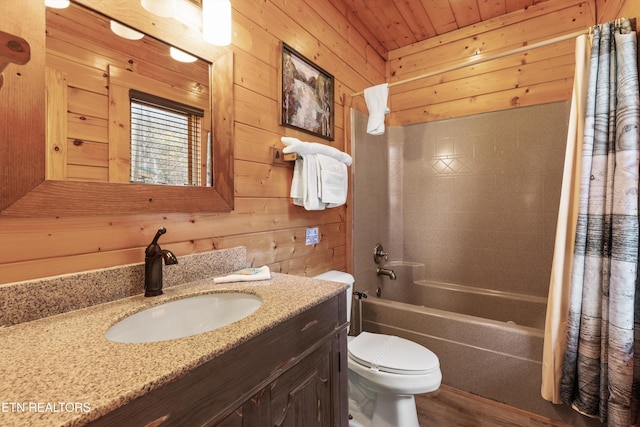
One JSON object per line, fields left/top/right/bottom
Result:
{"left": 351, "top": 28, "right": 589, "bottom": 97}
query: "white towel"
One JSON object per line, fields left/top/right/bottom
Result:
{"left": 290, "top": 154, "right": 324, "bottom": 210}
{"left": 213, "top": 266, "right": 272, "bottom": 283}
{"left": 316, "top": 154, "right": 347, "bottom": 207}
{"left": 281, "top": 137, "right": 352, "bottom": 166}
{"left": 281, "top": 137, "right": 350, "bottom": 210}
{"left": 363, "top": 83, "right": 390, "bottom": 135}
{"left": 290, "top": 158, "right": 304, "bottom": 203}
{"left": 301, "top": 154, "right": 324, "bottom": 210}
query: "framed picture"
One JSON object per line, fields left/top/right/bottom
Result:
{"left": 280, "top": 42, "right": 334, "bottom": 141}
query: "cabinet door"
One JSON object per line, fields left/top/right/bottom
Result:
{"left": 270, "top": 339, "right": 333, "bottom": 427}
{"left": 217, "top": 339, "right": 334, "bottom": 427}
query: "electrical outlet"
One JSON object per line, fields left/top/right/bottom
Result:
{"left": 305, "top": 227, "right": 319, "bottom": 245}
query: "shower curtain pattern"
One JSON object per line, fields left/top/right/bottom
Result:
{"left": 559, "top": 20, "right": 640, "bottom": 425}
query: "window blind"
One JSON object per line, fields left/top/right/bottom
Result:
{"left": 130, "top": 90, "right": 204, "bottom": 186}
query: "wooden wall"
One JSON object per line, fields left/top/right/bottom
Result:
{"left": 386, "top": 0, "right": 595, "bottom": 126}
{"left": 0, "top": 0, "right": 384, "bottom": 285}
{"left": 386, "top": 0, "right": 640, "bottom": 127}
{"left": 597, "top": 0, "right": 640, "bottom": 22}
{"left": 2, "top": 0, "right": 639, "bottom": 287}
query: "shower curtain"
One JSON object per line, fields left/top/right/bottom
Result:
{"left": 543, "top": 19, "right": 640, "bottom": 426}
{"left": 541, "top": 32, "right": 591, "bottom": 405}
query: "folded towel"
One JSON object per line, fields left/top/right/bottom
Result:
{"left": 281, "top": 137, "right": 350, "bottom": 211}
{"left": 281, "top": 137, "right": 352, "bottom": 166}
{"left": 298, "top": 154, "right": 324, "bottom": 210}
{"left": 213, "top": 266, "right": 272, "bottom": 284}
{"left": 364, "top": 83, "right": 390, "bottom": 135}
{"left": 290, "top": 158, "right": 304, "bottom": 203}
{"left": 316, "top": 154, "right": 347, "bottom": 207}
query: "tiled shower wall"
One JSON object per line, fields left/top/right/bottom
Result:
{"left": 353, "top": 101, "right": 570, "bottom": 298}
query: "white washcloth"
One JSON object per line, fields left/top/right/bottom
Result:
{"left": 281, "top": 137, "right": 352, "bottom": 166}
{"left": 213, "top": 266, "right": 272, "bottom": 283}
{"left": 363, "top": 83, "right": 390, "bottom": 135}
{"left": 316, "top": 154, "right": 347, "bottom": 207}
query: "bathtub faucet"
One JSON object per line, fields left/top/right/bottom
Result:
{"left": 376, "top": 266, "right": 396, "bottom": 280}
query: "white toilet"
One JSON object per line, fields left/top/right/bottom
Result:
{"left": 314, "top": 271, "right": 441, "bottom": 427}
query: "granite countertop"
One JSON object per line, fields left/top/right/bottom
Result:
{"left": 0, "top": 273, "right": 346, "bottom": 427}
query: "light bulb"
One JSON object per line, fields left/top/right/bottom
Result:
{"left": 110, "top": 21, "right": 145, "bottom": 41}
{"left": 170, "top": 47, "right": 197, "bottom": 63}
{"left": 202, "top": 0, "right": 232, "bottom": 46}
{"left": 141, "top": 0, "right": 174, "bottom": 17}
{"left": 45, "top": 0, "right": 70, "bottom": 8}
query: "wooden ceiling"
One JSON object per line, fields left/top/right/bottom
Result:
{"left": 339, "top": 0, "right": 549, "bottom": 52}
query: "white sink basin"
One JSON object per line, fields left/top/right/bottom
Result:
{"left": 105, "top": 293, "right": 263, "bottom": 343}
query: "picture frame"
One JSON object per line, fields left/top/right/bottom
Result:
{"left": 279, "top": 42, "right": 334, "bottom": 141}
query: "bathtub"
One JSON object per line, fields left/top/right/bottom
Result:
{"left": 355, "top": 262, "right": 584, "bottom": 424}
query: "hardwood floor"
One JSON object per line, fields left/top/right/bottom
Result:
{"left": 416, "top": 385, "right": 574, "bottom": 427}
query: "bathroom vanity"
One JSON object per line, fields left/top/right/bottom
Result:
{"left": 0, "top": 271, "right": 348, "bottom": 427}
{"left": 90, "top": 292, "right": 348, "bottom": 427}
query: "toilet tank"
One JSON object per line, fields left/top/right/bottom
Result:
{"left": 313, "top": 270, "right": 354, "bottom": 325}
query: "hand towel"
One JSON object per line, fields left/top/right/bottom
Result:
{"left": 290, "top": 158, "right": 304, "bottom": 206}
{"left": 363, "top": 83, "right": 390, "bottom": 135}
{"left": 299, "top": 153, "right": 324, "bottom": 210}
{"left": 213, "top": 266, "right": 272, "bottom": 284}
{"left": 281, "top": 137, "right": 352, "bottom": 166}
{"left": 316, "top": 154, "right": 347, "bottom": 207}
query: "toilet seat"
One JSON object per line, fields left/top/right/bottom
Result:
{"left": 348, "top": 332, "right": 439, "bottom": 375}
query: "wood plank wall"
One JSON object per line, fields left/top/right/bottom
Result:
{"left": 2, "top": 0, "right": 638, "bottom": 287}
{"left": 0, "top": 0, "right": 384, "bottom": 285}
{"left": 386, "top": 0, "right": 595, "bottom": 125}
{"left": 386, "top": 0, "right": 640, "bottom": 126}
{"left": 597, "top": 0, "right": 640, "bottom": 22}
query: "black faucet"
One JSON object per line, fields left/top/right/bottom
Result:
{"left": 144, "top": 227, "right": 178, "bottom": 297}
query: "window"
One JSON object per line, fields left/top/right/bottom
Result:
{"left": 130, "top": 90, "right": 204, "bottom": 186}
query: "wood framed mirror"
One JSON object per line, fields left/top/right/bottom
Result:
{"left": 0, "top": 0, "right": 233, "bottom": 217}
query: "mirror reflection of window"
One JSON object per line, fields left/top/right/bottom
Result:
{"left": 130, "top": 91, "right": 203, "bottom": 186}
{"left": 45, "top": 2, "right": 212, "bottom": 187}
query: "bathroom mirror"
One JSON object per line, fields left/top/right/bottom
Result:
{"left": 0, "top": 0, "right": 233, "bottom": 216}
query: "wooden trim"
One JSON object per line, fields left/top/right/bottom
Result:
{"left": 109, "top": 65, "right": 209, "bottom": 110}
{"left": 212, "top": 50, "right": 234, "bottom": 207}
{"left": 45, "top": 66, "right": 68, "bottom": 181}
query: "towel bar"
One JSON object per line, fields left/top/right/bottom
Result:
{"left": 271, "top": 147, "right": 298, "bottom": 167}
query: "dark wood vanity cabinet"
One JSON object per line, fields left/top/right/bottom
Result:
{"left": 87, "top": 293, "right": 348, "bottom": 427}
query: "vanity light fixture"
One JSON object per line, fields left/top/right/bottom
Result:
{"left": 44, "top": 0, "right": 70, "bottom": 8}
{"left": 174, "top": 0, "right": 201, "bottom": 29}
{"left": 110, "top": 20, "right": 145, "bottom": 40}
{"left": 169, "top": 47, "right": 197, "bottom": 63}
{"left": 202, "top": 0, "right": 232, "bottom": 46}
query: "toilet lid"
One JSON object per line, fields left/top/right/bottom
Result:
{"left": 348, "top": 332, "right": 439, "bottom": 375}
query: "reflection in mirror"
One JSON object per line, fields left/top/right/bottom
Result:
{"left": 1, "top": 0, "right": 233, "bottom": 217}
{"left": 45, "top": 2, "right": 212, "bottom": 187}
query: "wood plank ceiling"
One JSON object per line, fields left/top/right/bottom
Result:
{"left": 338, "top": 0, "right": 549, "bottom": 52}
